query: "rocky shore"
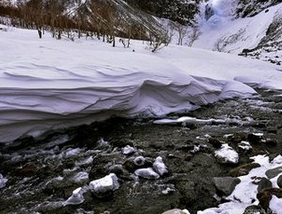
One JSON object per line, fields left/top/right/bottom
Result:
{"left": 0, "top": 89, "right": 282, "bottom": 214}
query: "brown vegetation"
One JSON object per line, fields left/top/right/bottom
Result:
{"left": 0, "top": 0, "right": 170, "bottom": 49}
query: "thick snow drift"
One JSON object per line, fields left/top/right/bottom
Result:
{"left": 0, "top": 25, "right": 281, "bottom": 142}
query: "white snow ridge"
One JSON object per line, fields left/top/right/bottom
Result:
{"left": 1, "top": 25, "right": 282, "bottom": 142}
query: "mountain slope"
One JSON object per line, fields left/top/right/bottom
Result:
{"left": 190, "top": 0, "right": 282, "bottom": 65}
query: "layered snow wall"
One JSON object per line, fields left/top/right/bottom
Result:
{"left": 0, "top": 25, "right": 281, "bottom": 142}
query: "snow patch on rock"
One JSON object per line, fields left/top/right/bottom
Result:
{"left": 214, "top": 144, "right": 239, "bottom": 164}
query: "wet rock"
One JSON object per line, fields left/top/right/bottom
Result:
{"left": 161, "top": 208, "right": 190, "bottom": 214}
{"left": 248, "top": 133, "right": 263, "bottom": 144}
{"left": 123, "top": 157, "right": 152, "bottom": 173}
{"left": 264, "top": 138, "right": 278, "bottom": 147}
{"left": 257, "top": 189, "right": 272, "bottom": 210}
{"left": 257, "top": 178, "right": 272, "bottom": 193}
{"left": 133, "top": 156, "right": 146, "bottom": 166}
{"left": 228, "top": 162, "right": 261, "bottom": 177}
{"left": 208, "top": 138, "right": 222, "bottom": 149}
{"left": 277, "top": 175, "right": 282, "bottom": 188}
{"left": 265, "top": 166, "right": 282, "bottom": 179}
{"left": 134, "top": 167, "right": 160, "bottom": 180}
{"left": 175, "top": 179, "right": 197, "bottom": 204}
{"left": 225, "top": 132, "right": 247, "bottom": 143}
{"left": 243, "top": 205, "right": 266, "bottom": 214}
{"left": 19, "top": 163, "right": 39, "bottom": 176}
{"left": 213, "top": 177, "right": 241, "bottom": 196}
{"left": 257, "top": 188, "right": 282, "bottom": 210}
{"left": 108, "top": 164, "right": 124, "bottom": 176}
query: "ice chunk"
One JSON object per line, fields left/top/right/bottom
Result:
{"left": 0, "top": 173, "right": 8, "bottom": 189}
{"left": 64, "top": 148, "right": 82, "bottom": 159}
{"left": 153, "top": 156, "right": 168, "bottom": 176}
{"left": 135, "top": 167, "right": 160, "bottom": 180}
{"left": 70, "top": 172, "right": 89, "bottom": 184}
{"left": 63, "top": 187, "right": 84, "bottom": 206}
{"left": 89, "top": 173, "right": 119, "bottom": 195}
{"left": 238, "top": 141, "right": 252, "bottom": 151}
{"left": 122, "top": 145, "right": 135, "bottom": 155}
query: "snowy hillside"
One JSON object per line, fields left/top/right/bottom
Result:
{"left": 1, "top": 24, "right": 282, "bottom": 142}
{"left": 191, "top": 0, "right": 282, "bottom": 65}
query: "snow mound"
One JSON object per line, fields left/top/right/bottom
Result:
{"left": 0, "top": 26, "right": 281, "bottom": 142}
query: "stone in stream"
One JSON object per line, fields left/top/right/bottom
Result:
{"left": 277, "top": 174, "right": 282, "bottom": 188}
{"left": 134, "top": 167, "right": 160, "bottom": 179}
{"left": 213, "top": 177, "right": 241, "bottom": 196}
{"left": 248, "top": 133, "right": 263, "bottom": 144}
{"left": 257, "top": 177, "right": 272, "bottom": 193}
{"left": 134, "top": 156, "right": 146, "bottom": 166}
{"left": 227, "top": 162, "right": 261, "bottom": 177}
{"left": 257, "top": 188, "right": 282, "bottom": 210}
{"left": 208, "top": 138, "right": 222, "bottom": 149}
{"left": 243, "top": 205, "right": 266, "bottom": 214}
{"left": 265, "top": 166, "right": 282, "bottom": 179}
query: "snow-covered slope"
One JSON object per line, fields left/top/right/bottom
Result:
{"left": 191, "top": 0, "right": 282, "bottom": 65}
{"left": 0, "top": 25, "right": 282, "bottom": 142}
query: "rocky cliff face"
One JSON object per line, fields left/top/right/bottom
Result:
{"left": 236, "top": 0, "right": 280, "bottom": 17}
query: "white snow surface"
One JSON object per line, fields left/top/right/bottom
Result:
{"left": 1, "top": 25, "right": 282, "bottom": 142}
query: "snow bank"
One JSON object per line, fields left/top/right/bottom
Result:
{"left": 0, "top": 26, "right": 281, "bottom": 142}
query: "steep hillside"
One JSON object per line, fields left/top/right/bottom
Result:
{"left": 1, "top": 0, "right": 282, "bottom": 64}
{"left": 190, "top": 0, "right": 282, "bottom": 65}
{"left": 0, "top": 0, "right": 168, "bottom": 44}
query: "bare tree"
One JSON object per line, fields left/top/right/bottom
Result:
{"left": 174, "top": 22, "right": 188, "bottom": 46}
{"left": 188, "top": 27, "right": 201, "bottom": 47}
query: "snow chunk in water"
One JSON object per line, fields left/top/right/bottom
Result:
{"left": 63, "top": 187, "right": 85, "bottom": 206}
{"left": 0, "top": 173, "right": 8, "bottom": 189}
{"left": 89, "top": 173, "right": 119, "bottom": 195}
{"left": 153, "top": 157, "right": 168, "bottom": 176}
{"left": 238, "top": 141, "right": 252, "bottom": 151}
{"left": 70, "top": 172, "right": 89, "bottom": 184}
{"left": 214, "top": 144, "right": 239, "bottom": 164}
{"left": 122, "top": 145, "right": 135, "bottom": 155}
{"left": 135, "top": 168, "right": 160, "bottom": 180}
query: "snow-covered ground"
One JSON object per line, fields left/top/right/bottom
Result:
{"left": 0, "top": 24, "right": 282, "bottom": 142}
